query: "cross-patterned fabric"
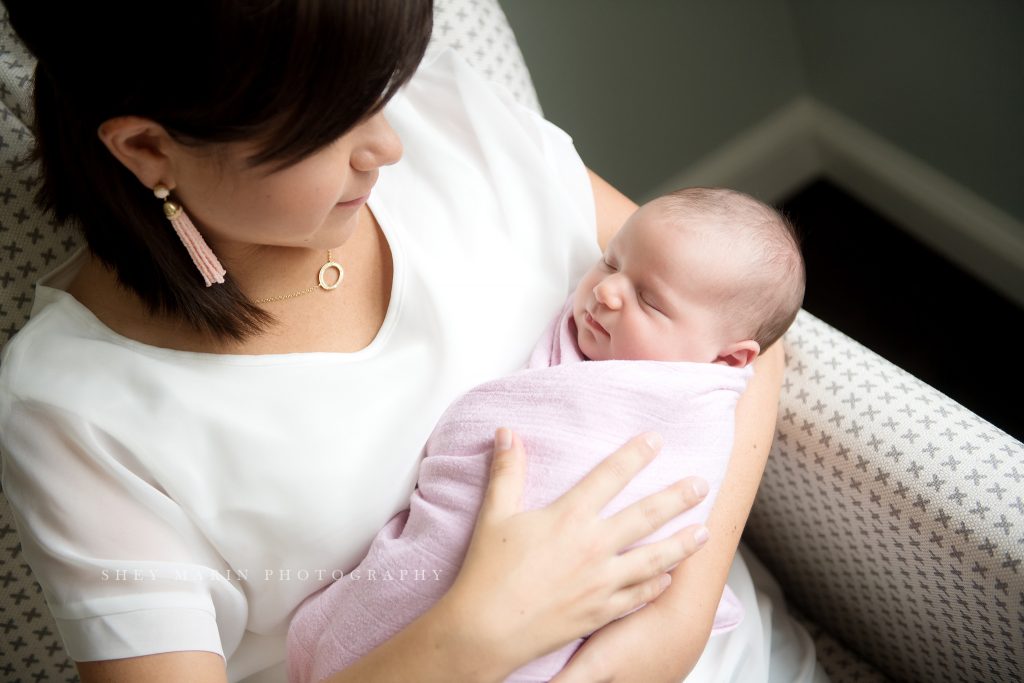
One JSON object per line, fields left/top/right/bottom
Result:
{"left": 433, "top": 0, "right": 542, "bottom": 115}
{"left": 1, "top": 1, "right": 1020, "bottom": 682}
{"left": 0, "top": 7, "right": 75, "bottom": 345}
{"left": 0, "top": 8, "right": 82, "bottom": 680}
{"left": 748, "top": 310, "right": 1023, "bottom": 682}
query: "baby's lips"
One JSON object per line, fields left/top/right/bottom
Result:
{"left": 585, "top": 311, "right": 610, "bottom": 336}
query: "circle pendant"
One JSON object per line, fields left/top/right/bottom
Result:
{"left": 318, "top": 261, "right": 344, "bottom": 290}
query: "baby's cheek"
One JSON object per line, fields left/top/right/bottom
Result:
{"left": 577, "top": 326, "right": 605, "bottom": 361}
{"left": 614, "top": 330, "right": 659, "bottom": 361}
{"left": 571, "top": 280, "right": 590, "bottom": 310}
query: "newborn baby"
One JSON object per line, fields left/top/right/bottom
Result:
{"left": 572, "top": 187, "right": 802, "bottom": 365}
{"left": 287, "top": 187, "right": 805, "bottom": 683}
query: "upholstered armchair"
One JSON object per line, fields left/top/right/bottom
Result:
{"left": 1, "top": 2, "right": 1020, "bottom": 681}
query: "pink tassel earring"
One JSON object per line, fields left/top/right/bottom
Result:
{"left": 154, "top": 184, "right": 226, "bottom": 287}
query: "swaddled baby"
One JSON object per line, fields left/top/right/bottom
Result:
{"left": 287, "top": 187, "right": 805, "bottom": 682}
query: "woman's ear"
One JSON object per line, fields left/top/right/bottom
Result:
{"left": 713, "top": 340, "right": 760, "bottom": 368}
{"left": 96, "top": 116, "right": 176, "bottom": 190}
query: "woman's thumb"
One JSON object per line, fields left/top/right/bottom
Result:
{"left": 480, "top": 427, "right": 525, "bottom": 520}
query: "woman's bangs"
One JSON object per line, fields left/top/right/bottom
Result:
{"left": 246, "top": 0, "right": 433, "bottom": 169}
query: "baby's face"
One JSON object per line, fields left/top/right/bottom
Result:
{"left": 572, "top": 201, "right": 738, "bottom": 363}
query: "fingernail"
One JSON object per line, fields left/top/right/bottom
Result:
{"left": 644, "top": 432, "right": 663, "bottom": 451}
{"left": 694, "top": 526, "right": 710, "bottom": 546}
{"left": 495, "top": 428, "right": 512, "bottom": 451}
{"left": 690, "top": 478, "right": 709, "bottom": 498}
{"left": 659, "top": 574, "right": 672, "bottom": 590}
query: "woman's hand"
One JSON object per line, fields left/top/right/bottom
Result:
{"left": 439, "top": 427, "right": 711, "bottom": 678}
{"left": 548, "top": 596, "right": 687, "bottom": 683}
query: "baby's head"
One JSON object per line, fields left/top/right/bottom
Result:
{"left": 572, "top": 187, "right": 804, "bottom": 365}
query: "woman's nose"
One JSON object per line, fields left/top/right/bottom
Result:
{"left": 350, "top": 112, "right": 403, "bottom": 172}
{"left": 594, "top": 275, "right": 624, "bottom": 310}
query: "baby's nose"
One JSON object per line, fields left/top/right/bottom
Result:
{"left": 594, "top": 277, "right": 623, "bottom": 310}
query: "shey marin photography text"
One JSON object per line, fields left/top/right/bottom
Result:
{"left": 99, "top": 567, "right": 445, "bottom": 583}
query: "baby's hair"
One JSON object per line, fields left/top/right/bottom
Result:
{"left": 661, "top": 187, "right": 805, "bottom": 351}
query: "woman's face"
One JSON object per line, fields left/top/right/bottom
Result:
{"left": 169, "top": 112, "right": 402, "bottom": 254}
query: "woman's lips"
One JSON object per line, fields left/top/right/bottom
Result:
{"left": 585, "top": 311, "right": 609, "bottom": 336}
{"left": 336, "top": 192, "right": 370, "bottom": 208}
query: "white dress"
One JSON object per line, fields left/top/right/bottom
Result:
{"left": 0, "top": 46, "right": 825, "bottom": 683}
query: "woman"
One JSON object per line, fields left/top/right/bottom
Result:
{"left": 0, "top": 1, "right": 813, "bottom": 681}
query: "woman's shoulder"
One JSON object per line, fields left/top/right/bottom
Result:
{"left": 391, "top": 44, "right": 577, "bottom": 168}
{"left": 3, "top": 249, "right": 150, "bottom": 379}
{"left": 61, "top": 254, "right": 240, "bottom": 354}
{"left": 0, "top": 257, "right": 209, "bottom": 422}
{"left": 0, "top": 285, "right": 118, "bottom": 418}
{"left": 380, "top": 44, "right": 598, "bottom": 268}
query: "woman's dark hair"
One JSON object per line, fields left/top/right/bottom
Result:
{"left": 5, "top": 0, "right": 433, "bottom": 342}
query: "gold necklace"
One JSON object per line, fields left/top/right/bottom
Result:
{"left": 253, "top": 251, "right": 344, "bottom": 304}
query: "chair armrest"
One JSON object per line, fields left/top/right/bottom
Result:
{"left": 744, "top": 309, "right": 1023, "bottom": 683}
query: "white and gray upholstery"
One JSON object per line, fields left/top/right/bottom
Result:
{"left": 0, "top": 10, "right": 81, "bottom": 680}
{"left": 1, "top": 1, "right": 1020, "bottom": 682}
{"left": 749, "top": 311, "right": 1023, "bottom": 682}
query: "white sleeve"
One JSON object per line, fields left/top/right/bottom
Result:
{"left": 402, "top": 46, "right": 600, "bottom": 287}
{"left": 0, "top": 397, "right": 248, "bottom": 663}
{"left": 464, "top": 56, "right": 598, "bottom": 240}
{"left": 475, "top": 59, "right": 602, "bottom": 295}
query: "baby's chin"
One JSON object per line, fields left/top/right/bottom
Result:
{"left": 578, "top": 337, "right": 604, "bottom": 361}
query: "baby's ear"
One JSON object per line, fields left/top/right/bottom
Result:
{"left": 714, "top": 340, "right": 760, "bottom": 368}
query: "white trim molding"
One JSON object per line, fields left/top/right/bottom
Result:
{"left": 648, "top": 96, "right": 1024, "bottom": 309}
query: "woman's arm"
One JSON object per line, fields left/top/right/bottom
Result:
{"left": 74, "top": 432, "right": 710, "bottom": 683}
{"left": 322, "top": 430, "right": 711, "bottom": 682}
{"left": 77, "top": 651, "right": 228, "bottom": 683}
{"left": 554, "top": 343, "right": 784, "bottom": 683}
{"left": 589, "top": 168, "right": 638, "bottom": 250}
{"left": 73, "top": 612, "right": 508, "bottom": 683}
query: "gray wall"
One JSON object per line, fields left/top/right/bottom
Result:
{"left": 500, "top": 0, "right": 805, "bottom": 201}
{"left": 501, "top": 0, "right": 1024, "bottom": 222}
{"left": 789, "top": 0, "right": 1024, "bottom": 223}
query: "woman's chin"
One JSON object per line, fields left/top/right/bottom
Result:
{"left": 312, "top": 218, "right": 361, "bottom": 250}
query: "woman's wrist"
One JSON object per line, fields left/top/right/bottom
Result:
{"left": 319, "top": 588, "right": 514, "bottom": 683}
{"left": 428, "top": 585, "right": 520, "bottom": 682}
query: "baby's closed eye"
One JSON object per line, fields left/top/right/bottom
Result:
{"left": 638, "top": 291, "right": 663, "bottom": 314}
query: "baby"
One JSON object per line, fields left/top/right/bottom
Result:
{"left": 287, "top": 187, "right": 805, "bottom": 683}
{"left": 572, "top": 186, "right": 803, "bottom": 365}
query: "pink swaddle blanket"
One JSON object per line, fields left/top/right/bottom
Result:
{"left": 287, "top": 300, "right": 752, "bottom": 682}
